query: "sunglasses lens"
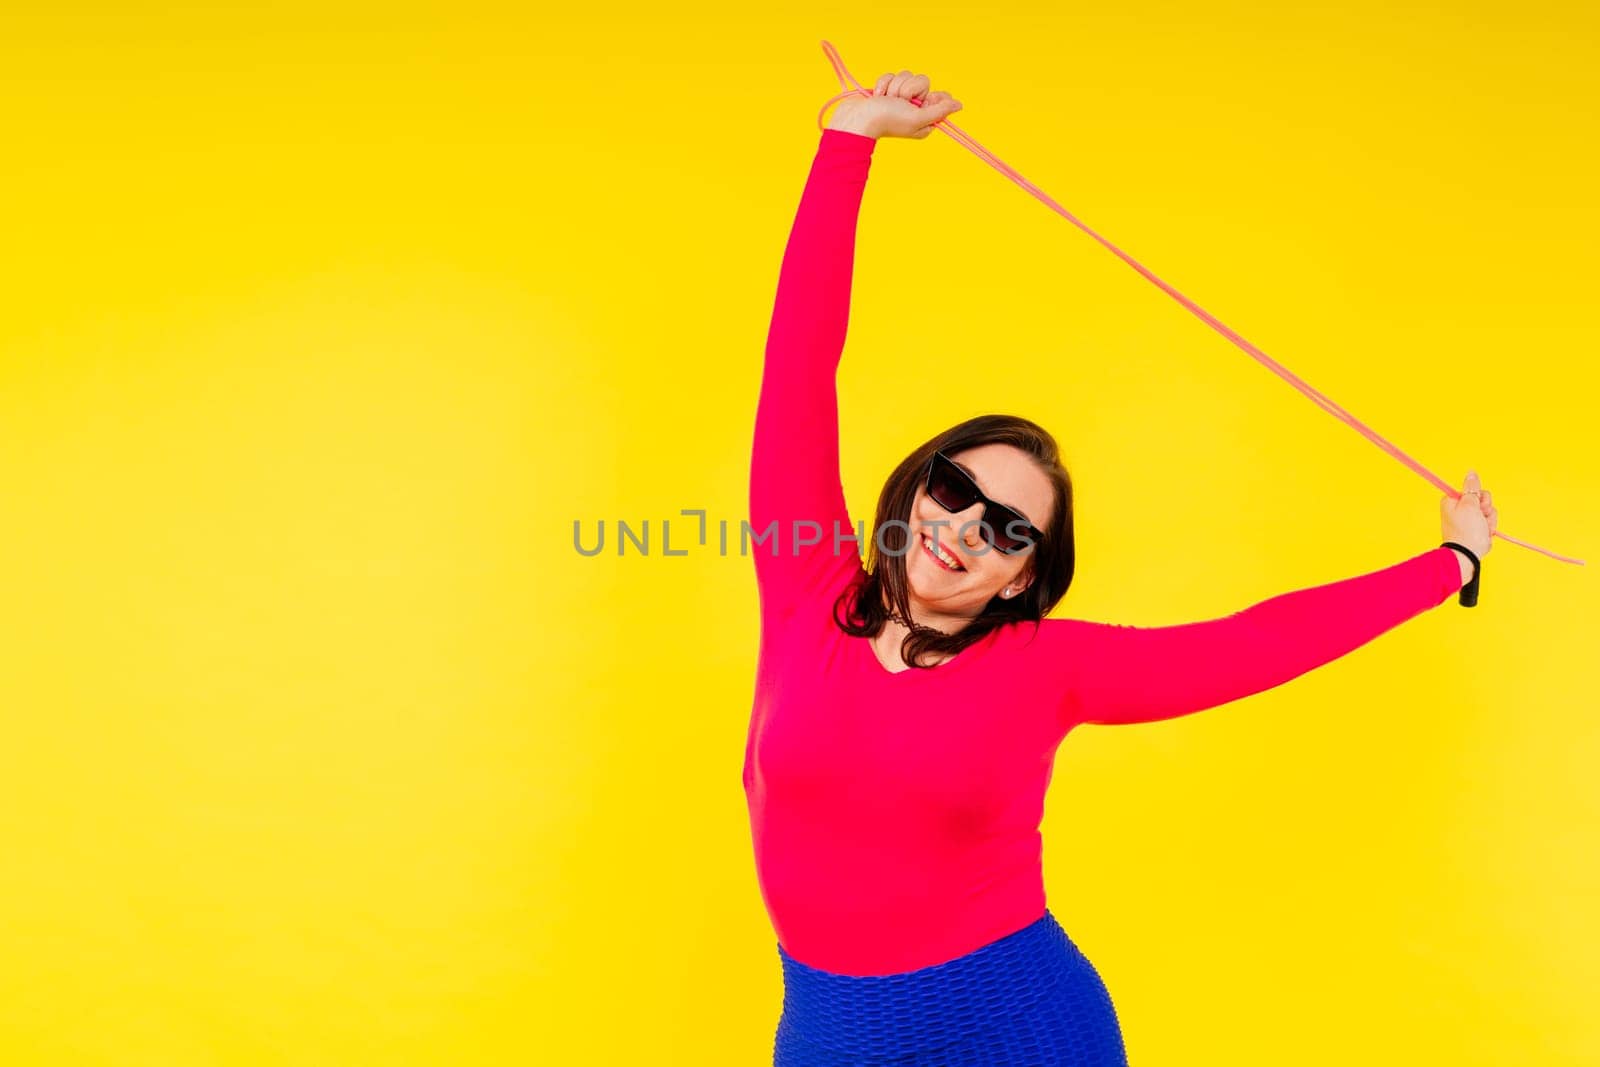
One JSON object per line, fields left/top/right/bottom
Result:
{"left": 927, "top": 455, "right": 978, "bottom": 513}
{"left": 986, "top": 510, "right": 1036, "bottom": 553}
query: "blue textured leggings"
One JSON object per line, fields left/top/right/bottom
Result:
{"left": 772, "top": 909, "right": 1128, "bottom": 1066}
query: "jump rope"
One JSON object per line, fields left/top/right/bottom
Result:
{"left": 812, "top": 40, "right": 1586, "bottom": 608}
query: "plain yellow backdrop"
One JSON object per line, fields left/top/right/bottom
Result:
{"left": 2, "top": 3, "right": 1596, "bottom": 1064}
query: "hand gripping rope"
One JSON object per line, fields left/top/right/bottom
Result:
{"left": 813, "top": 40, "right": 1585, "bottom": 609}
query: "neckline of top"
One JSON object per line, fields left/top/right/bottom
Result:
{"left": 858, "top": 614, "right": 1005, "bottom": 679}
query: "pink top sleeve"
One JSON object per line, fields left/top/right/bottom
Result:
{"left": 1026, "top": 546, "right": 1467, "bottom": 728}
{"left": 748, "top": 128, "right": 877, "bottom": 626}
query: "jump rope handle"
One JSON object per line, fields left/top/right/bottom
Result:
{"left": 1441, "top": 542, "right": 1482, "bottom": 608}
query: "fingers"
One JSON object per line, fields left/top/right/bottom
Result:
{"left": 891, "top": 71, "right": 928, "bottom": 100}
{"left": 1462, "top": 470, "right": 1496, "bottom": 523}
{"left": 871, "top": 70, "right": 962, "bottom": 138}
{"left": 880, "top": 70, "right": 932, "bottom": 102}
{"left": 1443, "top": 466, "right": 1500, "bottom": 544}
{"left": 1454, "top": 469, "right": 1493, "bottom": 514}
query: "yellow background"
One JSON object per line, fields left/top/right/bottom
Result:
{"left": 2, "top": 3, "right": 1596, "bottom": 1064}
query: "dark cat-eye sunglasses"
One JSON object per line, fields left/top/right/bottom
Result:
{"left": 924, "top": 450, "right": 1043, "bottom": 555}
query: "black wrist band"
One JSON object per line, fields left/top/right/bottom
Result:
{"left": 1440, "top": 541, "right": 1481, "bottom": 608}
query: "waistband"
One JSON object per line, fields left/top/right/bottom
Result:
{"left": 775, "top": 909, "right": 1085, "bottom": 1054}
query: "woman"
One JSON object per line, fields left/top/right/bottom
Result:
{"left": 743, "top": 69, "right": 1497, "bottom": 1067}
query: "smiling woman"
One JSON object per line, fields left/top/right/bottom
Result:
{"left": 743, "top": 68, "right": 1481, "bottom": 1067}
{"left": 839, "top": 418, "right": 1075, "bottom": 673}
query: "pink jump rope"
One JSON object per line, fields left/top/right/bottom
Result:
{"left": 814, "top": 40, "right": 1585, "bottom": 607}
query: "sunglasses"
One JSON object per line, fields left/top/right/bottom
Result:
{"left": 923, "top": 450, "right": 1044, "bottom": 555}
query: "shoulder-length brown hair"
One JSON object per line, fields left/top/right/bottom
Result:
{"left": 834, "top": 414, "right": 1076, "bottom": 669}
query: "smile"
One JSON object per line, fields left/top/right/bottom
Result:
{"left": 921, "top": 533, "right": 966, "bottom": 572}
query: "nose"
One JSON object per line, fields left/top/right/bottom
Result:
{"left": 950, "top": 504, "right": 987, "bottom": 548}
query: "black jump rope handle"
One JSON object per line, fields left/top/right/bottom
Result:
{"left": 1441, "top": 541, "right": 1482, "bottom": 608}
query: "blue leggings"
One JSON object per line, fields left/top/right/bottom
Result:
{"left": 773, "top": 910, "right": 1129, "bottom": 1066}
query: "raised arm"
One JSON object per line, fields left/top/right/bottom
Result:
{"left": 748, "top": 76, "right": 965, "bottom": 625}
{"left": 1026, "top": 545, "right": 1467, "bottom": 728}
{"left": 748, "top": 128, "right": 877, "bottom": 623}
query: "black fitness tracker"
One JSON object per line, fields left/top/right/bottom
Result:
{"left": 1440, "top": 541, "right": 1481, "bottom": 608}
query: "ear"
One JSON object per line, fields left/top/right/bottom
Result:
{"left": 1003, "top": 565, "right": 1036, "bottom": 600}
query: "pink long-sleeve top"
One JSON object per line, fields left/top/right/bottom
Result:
{"left": 742, "top": 127, "right": 1467, "bottom": 978}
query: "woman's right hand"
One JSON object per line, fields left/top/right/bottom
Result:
{"left": 827, "top": 69, "right": 962, "bottom": 140}
{"left": 1440, "top": 470, "right": 1496, "bottom": 558}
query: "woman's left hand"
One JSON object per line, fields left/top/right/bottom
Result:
{"left": 829, "top": 70, "right": 962, "bottom": 140}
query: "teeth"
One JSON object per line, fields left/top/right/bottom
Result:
{"left": 925, "top": 534, "right": 963, "bottom": 570}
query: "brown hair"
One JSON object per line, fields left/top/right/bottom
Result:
{"left": 833, "top": 414, "right": 1076, "bottom": 668}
